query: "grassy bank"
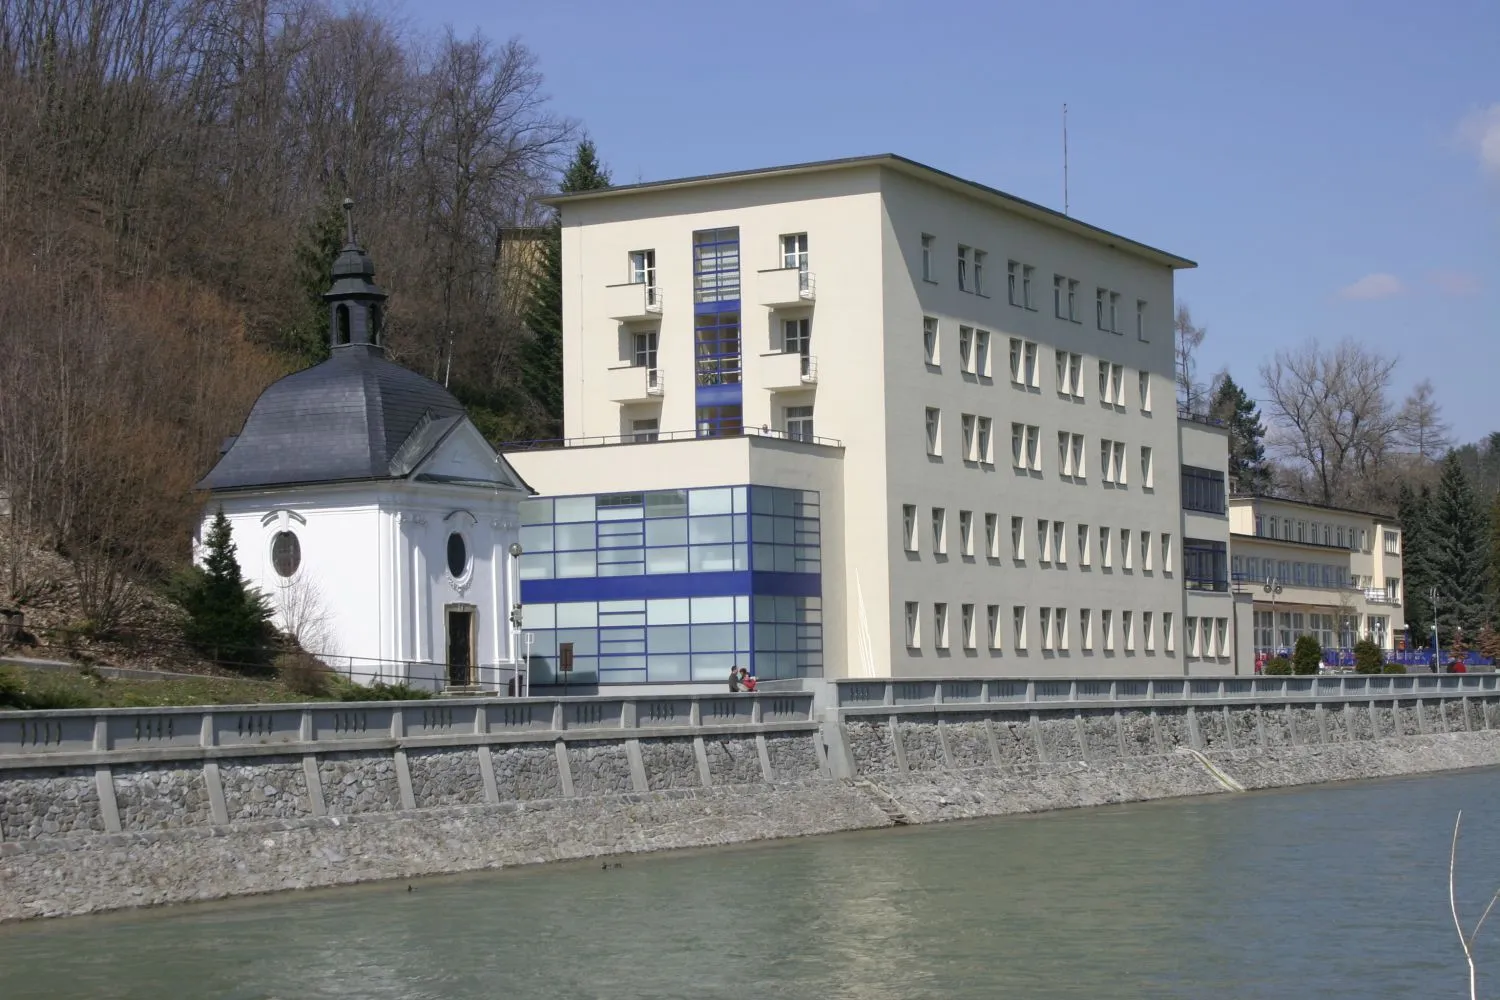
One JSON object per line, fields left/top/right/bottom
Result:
{"left": 0, "top": 664, "right": 434, "bottom": 710}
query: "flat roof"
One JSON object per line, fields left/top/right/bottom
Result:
{"left": 543, "top": 153, "right": 1196, "bottom": 271}
{"left": 1229, "top": 494, "right": 1397, "bottom": 524}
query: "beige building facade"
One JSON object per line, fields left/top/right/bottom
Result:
{"left": 508, "top": 155, "right": 1246, "bottom": 687}
{"left": 1228, "top": 495, "right": 1405, "bottom": 660}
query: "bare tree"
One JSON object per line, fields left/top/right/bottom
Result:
{"left": 1174, "top": 303, "right": 1207, "bottom": 415}
{"left": 1395, "top": 379, "right": 1453, "bottom": 461}
{"left": 1259, "top": 339, "right": 1399, "bottom": 507}
{"left": 275, "top": 574, "right": 337, "bottom": 655}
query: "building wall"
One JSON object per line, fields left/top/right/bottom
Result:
{"left": 876, "top": 168, "right": 1187, "bottom": 676}
{"left": 1178, "top": 420, "right": 1237, "bottom": 673}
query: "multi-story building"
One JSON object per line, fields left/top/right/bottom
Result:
{"left": 1228, "top": 495, "right": 1405, "bottom": 658}
{"left": 506, "top": 154, "right": 1243, "bottom": 689}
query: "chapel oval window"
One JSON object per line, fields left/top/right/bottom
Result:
{"left": 271, "top": 531, "right": 302, "bottom": 578}
{"left": 446, "top": 532, "right": 469, "bottom": 579}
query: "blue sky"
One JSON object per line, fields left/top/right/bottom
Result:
{"left": 414, "top": 0, "right": 1498, "bottom": 442}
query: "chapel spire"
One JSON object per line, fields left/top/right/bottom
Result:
{"left": 324, "top": 198, "right": 388, "bottom": 352}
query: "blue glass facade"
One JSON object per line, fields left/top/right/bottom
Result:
{"left": 518, "top": 485, "right": 822, "bottom": 685}
{"left": 693, "top": 227, "right": 742, "bottom": 436}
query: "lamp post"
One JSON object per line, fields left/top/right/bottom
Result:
{"left": 1264, "top": 575, "right": 1284, "bottom": 657}
{"left": 1430, "top": 586, "right": 1441, "bottom": 673}
{"left": 508, "top": 541, "right": 524, "bottom": 697}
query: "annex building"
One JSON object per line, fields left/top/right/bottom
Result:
{"left": 505, "top": 154, "right": 1256, "bottom": 691}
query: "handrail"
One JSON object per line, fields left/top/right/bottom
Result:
{"left": 501, "top": 427, "right": 844, "bottom": 451}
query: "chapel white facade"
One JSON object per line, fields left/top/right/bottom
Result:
{"left": 196, "top": 204, "right": 531, "bottom": 691}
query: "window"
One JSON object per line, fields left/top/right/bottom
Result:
{"left": 270, "top": 531, "right": 301, "bottom": 578}
{"left": 1037, "top": 519, "right": 1051, "bottom": 564}
{"left": 785, "top": 405, "right": 814, "bottom": 441}
{"left": 1181, "top": 466, "right": 1226, "bottom": 514}
{"left": 1183, "top": 538, "right": 1228, "bottom": 591}
{"left": 1078, "top": 524, "right": 1091, "bottom": 566}
{"left": 1186, "top": 617, "right": 1200, "bottom": 657}
{"left": 1110, "top": 364, "right": 1124, "bottom": 404}
{"left": 693, "top": 227, "right": 740, "bottom": 302}
{"left": 1024, "top": 342, "right": 1038, "bottom": 386}
{"left": 446, "top": 532, "right": 470, "bottom": 579}
{"left": 962, "top": 413, "right": 977, "bottom": 460}
{"left": 1109, "top": 292, "right": 1120, "bottom": 333}
{"left": 1060, "top": 432, "right": 1085, "bottom": 477}
{"left": 1009, "top": 338, "right": 1023, "bottom": 383}
{"left": 1384, "top": 530, "right": 1400, "bottom": 555}
{"left": 1216, "top": 618, "right": 1229, "bottom": 657}
{"left": 1056, "top": 349, "right": 1068, "bottom": 393}
{"left": 961, "top": 603, "right": 976, "bottom": 649}
{"left": 905, "top": 601, "right": 920, "bottom": 647}
{"left": 1161, "top": 533, "right": 1173, "bottom": 573}
{"left": 1081, "top": 608, "right": 1093, "bottom": 650}
{"left": 1013, "top": 606, "right": 1028, "bottom": 650}
{"left": 1124, "top": 610, "right": 1135, "bottom": 651}
{"left": 920, "top": 234, "right": 934, "bottom": 282}
{"left": 1140, "top": 530, "right": 1152, "bottom": 571}
{"left": 1336, "top": 525, "right": 1345, "bottom": 547}
{"left": 1121, "top": 528, "right": 1133, "bottom": 570}
{"left": 1136, "top": 299, "right": 1147, "bottom": 341}
{"left": 932, "top": 507, "right": 947, "bottom": 555}
{"left": 1007, "top": 260, "right": 1020, "bottom": 305}
{"left": 926, "top": 408, "right": 942, "bottom": 456}
{"left": 781, "top": 233, "right": 808, "bottom": 272}
{"left": 1113, "top": 442, "right": 1127, "bottom": 485}
{"left": 934, "top": 602, "right": 949, "bottom": 649}
{"left": 1040, "top": 607, "right": 1054, "bottom": 650}
{"left": 1054, "top": 520, "right": 1066, "bottom": 563}
{"left": 1101, "top": 439, "right": 1115, "bottom": 483}
{"left": 959, "top": 510, "right": 974, "bottom": 557}
{"left": 629, "top": 249, "right": 656, "bottom": 293}
{"left": 959, "top": 326, "right": 974, "bottom": 372}
{"left": 1054, "top": 275, "right": 1065, "bottom": 318}
{"left": 1011, "top": 516, "right": 1025, "bottom": 559}
{"left": 782, "top": 318, "right": 811, "bottom": 358}
{"left": 1068, "top": 353, "right": 1083, "bottom": 396}
{"left": 957, "top": 245, "right": 970, "bottom": 291}
{"left": 1163, "top": 612, "right": 1174, "bottom": 653}
{"left": 1143, "top": 611, "right": 1156, "bottom": 652}
{"left": 1012, "top": 423, "right": 1025, "bottom": 467}
{"left": 977, "top": 417, "right": 993, "bottom": 464}
{"left": 1139, "top": 371, "right": 1152, "bottom": 412}
{"left": 1100, "top": 526, "right": 1112, "bottom": 568}
{"left": 1022, "top": 265, "right": 1035, "bottom": 309}
{"left": 1056, "top": 608, "right": 1069, "bottom": 650}
{"left": 1026, "top": 425, "right": 1040, "bottom": 470}
{"left": 633, "top": 330, "right": 658, "bottom": 371}
{"left": 902, "top": 504, "right": 917, "bottom": 552}
{"left": 632, "top": 418, "right": 660, "bottom": 443}
{"left": 1103, "top": 609, "right": 1115, "bottom": 651}
{"left": 1071, "top": 433, "right": 1085, "bottom": 478}
{"left": 1098, "top": 359, "right": 1109, "bottom": 399}
{"left": 1067, "top": 279, "right": 1079, "bottom": 322}
{"left": 923, "top": 316, "right": 939, "bottom": 365}
{"left": 984, "top": 513, "right": 999, "bottom": 558}
{"left": 1141, "top": 446, "right": 1154, "bottom": 488}
{"left": 1096, "top": 288, "right": 1107, "bottom": 330}
{"left": 987, "top": 605, "right": 1001, "bottom": 648}
{"left": 975, "top": 331, "right": 991, "bottom": 377}
{"left": 973, "top": 250, "right": 986, "bottom": 295}
{"left": 1387, "top": 577, "right": 1401, "bottom": 602}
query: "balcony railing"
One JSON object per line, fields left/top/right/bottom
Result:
{"left": 757, "top": 267, "right": 816, "bottom": 307}
{"left": 500, "top": 426, "right": 844, "bottom": 451}
{"left": 605, "top": 364, "right": 664, "bottom": 402}
{"left": 604, "top": 282, "right": 662, "bottom": 321}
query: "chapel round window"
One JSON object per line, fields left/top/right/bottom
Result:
{"left": 271, "top": 531, "right": 301, "bottom": 578}
{"left": 446, "top": 532, "right": 469, "bottom": 579}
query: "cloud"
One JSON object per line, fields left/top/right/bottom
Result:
{"left": 1427, "top": 270, "right": 1482, "bottom": 296}
{"left": 1457, "top": 104, "right": 1500, "bottom": 176}
{"left": 1337, "top": 273, "right": 1405, "bottom": 300}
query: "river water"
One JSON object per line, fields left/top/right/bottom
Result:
{"left": 4, "top": 769, "right": 1500, "bottom": 999}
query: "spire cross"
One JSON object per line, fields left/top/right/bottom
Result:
{"left": 342, "top": 197, "right": 356, "bottom": 246}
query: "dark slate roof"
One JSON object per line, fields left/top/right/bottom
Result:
{"left": 198, "top": 346, "right": 470, "bottom": 491}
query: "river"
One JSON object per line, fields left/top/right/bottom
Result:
{"left": 3, "top": 769, "right": 1499, "bottom": 999}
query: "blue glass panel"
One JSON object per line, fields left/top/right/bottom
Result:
{"left": 648, "top": 626, "right": 690, "bottom": 653}
{"left": 519, "top": 525, "right": 553, "bottom": 551}
{"left": 553, "top": 496, "right": 596, "bottom": 522}
{"left": 648, "top": 655, "right": 690, "bottom": 682}
{"left": 645, "top": 519, "right": 687, "bottom": 547}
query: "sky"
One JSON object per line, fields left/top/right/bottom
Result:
{"left": 408, "top": 0, "right": 1499, "bottom": 442}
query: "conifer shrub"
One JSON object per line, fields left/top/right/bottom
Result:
{"left": 1291, "top": 634, "right": 1324, "bottom": 675}
{"left": 1263, "top": 657, "right": 1293, "bottom": 676}
{"left": 1353, "top": 638, "right": 1385, "bottom": 674}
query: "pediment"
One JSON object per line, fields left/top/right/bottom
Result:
{"left": 408, "top": 418, "right": 530, "bottom": 492}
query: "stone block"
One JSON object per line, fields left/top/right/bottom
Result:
{"left": 1080, "top": 711, "right": 1119, "bottom": 760}
{"left": 1229, "top": 708, "right": 1260, "bottom": 749}
{"left": 1395, "top": 701, "right": 1421, "bottom": 737}
{"left": 406, "top": 749, "right": 485, "bottom": 808}
{"left": 317, "top": 752, "right": 401, "bottom": 815}
{"left": 1372, "top": 702, "right": 1396, "bottom": 739}
{"left": 1443, "top": 700, "right": 1466, "bottom": 733}
{"left": 703, "top": 737, "right": 763, "bottom": 786}
{"left": 566, "top": 741, "right": 633, "bottom": 796}
{"left": 1035, "top": 711, "right": 1082, "bottom": 762}
{"left": 1290, "top": 706, "right": 1321, "bottom": 745}
{"left": 491, "top": 745, "right": 561, "bottom": 801}
{"left": 939, "top": 718, "right": 991, "bottom": 769}
{"left": 1324, "top": 705, "right": 1350, "bottom": 742}
{"left": 1157, "top": 709, "right": 1190, "bottom": 750}
{"left": 1261, "top": 707, "right": 1293, "bottom": 748}
{"left": 1120, "top": 711, "right": 1156, "bottom": 756}
{"left": 843, "top": 719, "right": 897, "bottom": 775}
{"left": 992, "top": 717, "right": 1038, "bottom": 765}
{"left": 638, "top": 737, "right": 701, "bottom": 790}
{"left": 764, "top": 734, "right": 821, "bottom": 781}
{"left": 113, "top": 764, "right": 210, "bottom": 832}
{"left": 1349, "top": 705, "right": 1375, "bottom": 741}
{"left": 0, "top": 767, "right": 105, "bottom": 840}
{"left": 1197, "top": 709, "right": 1229, "bottom": 750}
{"left": 220, "top": 756, "right": 311, "bottom": 822}
{"left": 895, "top": 720, "right": 944, "bottom": 771}
{"left": 1467, "top": 699, "right": 1487, "bottom": 733}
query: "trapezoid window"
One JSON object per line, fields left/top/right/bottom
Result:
{"left": 271, "top": 531, "right": 301, "bottom": 578}
{"left": 446, "top": 532, "right": 469, "bottom": 579}
{"left": 335, "top": 304, "right": 351, "bottom": 345}
{"left": 369, "top": 304, "right": 382, "bottom": 346}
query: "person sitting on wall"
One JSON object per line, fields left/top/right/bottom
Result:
{"left": 739, "top": 667, "right": 758, "bottom": 692}
{"left": 728, "top": 666, "right": 741, "bottom": 692}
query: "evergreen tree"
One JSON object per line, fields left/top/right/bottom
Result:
{"left": 1209, "top": 375, "right": 1271, "bottom": 494}
{"left": 1291, "top": 633, "right": 1322, "bottom": 675}
{"left": 522, "top": 140, "right": 611, "bottom": 438}
{"left": 171, "top": 510, "right": 275, "bottom": 670}
{"left": 1488, "top": 489, "right": 1500, "bottom": 625}
{"left": 1397, "top": 481, "right": 1433, "bottom": 647}
{"left": 1430, "top": 453, "right": 1490, "bottom": 638}
{"left": 281, "top": 195, "right": 346, "bottom": 367}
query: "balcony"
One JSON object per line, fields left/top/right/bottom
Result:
{"left": 757, "top": 267, "right": 815, "bottom": 307}
{"left": 604, "top": 282, "right": 662, "bottom": 322}
{"left": 605, "top": 365, "right": 664, "bottom": 403}
{"left": 760, "top": 352, "right": 817, "bottom": 391}
{"left": 1363, "top": 589, "right": 1401, "bottom": 606}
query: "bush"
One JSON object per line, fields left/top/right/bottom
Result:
{"left": 1353, "top": 638, "right": 1385, "bottom": 674}
{"left": 275, "top": 652, "right": 334, "bottom": 698}
{"left": 1291, "top": 634, "right": 1323, "bottom": 675}
{"left": 1263, "top": 657, "right": 1293, "bottom": 676}
{"left": 336, "top": 681, "right": 433, "bottom": 702}
{"left": 0, "top": 666, "right": 99, "bottom": 709}
{"left": 1382, "top": 663, "right": 1407, "bottom": 674}
{"left": 169, "top": 509, "right": 275, "bottom": 671}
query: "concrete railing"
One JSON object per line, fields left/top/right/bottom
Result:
{"left": 0, "top": 691, "right": 815, "bottom": 766}
{"left": 834, "top": 674, "right": 1500, "bottom": 711}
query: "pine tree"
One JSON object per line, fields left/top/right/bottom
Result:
{"left": 281, "top": 195, "right": 346, "bottom": 367}
{"left": 1209, "top": 375, "right": 1271, "bottom": 494}
{"left": 1430, "top": 454, "right": 1490, "bottom": 638}
{"left": 171, "top": 510, "right": 275, "bottom": 670}
{"left": 1488, "top": 490, "right": 1500, "bottom": 626}
{"left": 522, "top": 140, "right": 612, "bottom": 438}
{"left": 1397, "top": 481, "right": 1433, "bottom": 647}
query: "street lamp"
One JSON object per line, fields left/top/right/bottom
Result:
{"left": 1430, "top": 586, "right": 1441, "bottom": 673}
{"left": 1264, "top": 575, "right": 1284, "bottom": 657}
{"left": 508, "top": 541, "right": 524, "bottom": 697}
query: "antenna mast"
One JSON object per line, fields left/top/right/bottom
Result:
{"left": 1062, "top": 103, "right": 1069, "bottom": 216}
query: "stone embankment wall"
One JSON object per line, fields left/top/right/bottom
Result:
{"left": 4, "top": 675, "right": 1500, "bottom": 922}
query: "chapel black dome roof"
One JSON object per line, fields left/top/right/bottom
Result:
{"left": 198, "top": 346, "right": 467, "bottom": 492}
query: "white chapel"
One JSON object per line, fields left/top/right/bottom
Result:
{"left": 196, "top": 202, "right": 532, "bottom": 691}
